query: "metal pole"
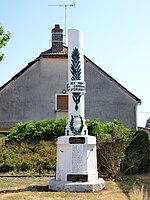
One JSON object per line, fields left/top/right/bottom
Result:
{"left": 64, "top": 5, "right": 67, "bottom": 44}
{"left": 48, "top": 3, "right": 75, "bottom": 45}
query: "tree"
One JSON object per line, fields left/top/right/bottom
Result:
{"left": 0, "top": 23, "right": 11, "bottom": 61}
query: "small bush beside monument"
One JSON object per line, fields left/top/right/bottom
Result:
{"left": 88, "top": 119, "right": 132, "bottom": 180}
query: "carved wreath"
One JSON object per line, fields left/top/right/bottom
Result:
{"left": 70, "top": 115, "right": 84, "bottom": 136}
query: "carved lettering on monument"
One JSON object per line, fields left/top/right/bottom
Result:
{"left": 72, "top": 144, "right": 83, "bottom": 173}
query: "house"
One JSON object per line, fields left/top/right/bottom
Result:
{"left": 0, "top": 24, "right": 141, "bottom": 132}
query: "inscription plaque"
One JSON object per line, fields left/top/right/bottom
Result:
{"left": 67, "top": 174, "right": 88, "bottom": 182}
{"left": 72, "top": 144, "right": 83, "bottom": 173}
{"left": 69, "top": 137, "right": 85, "bottom": 144}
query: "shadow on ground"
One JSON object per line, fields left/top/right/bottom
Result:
{"left": 0, "top": 185, "right": 49, "bottom": 194}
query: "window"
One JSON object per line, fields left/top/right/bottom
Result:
{"left": 55, "top": 94, "right": 68, "bottom": 111}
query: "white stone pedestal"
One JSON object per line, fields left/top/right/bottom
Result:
{"left": 49, "top": 135, "right": 105, "bottom": 192}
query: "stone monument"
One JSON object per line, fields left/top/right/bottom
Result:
{"left": 49, "top": 29, "right": 105, "bottom": 192}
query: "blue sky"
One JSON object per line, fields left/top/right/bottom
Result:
{"left": 1, "top": 0, "right": 150, "bottom": 127}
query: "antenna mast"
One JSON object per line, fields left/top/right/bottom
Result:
{"left": 48, "top": 3, "right": 75, "bottom": 44}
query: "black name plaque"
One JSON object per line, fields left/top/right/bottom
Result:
{"left": 69, "top": 137, "right": 85, "bottom": 144}
{"left": 67, "top": 174, "right": 88, "bottom": 182}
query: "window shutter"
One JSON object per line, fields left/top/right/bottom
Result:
{"left": 57, "top": 95, "right": 68, "bottom": 110}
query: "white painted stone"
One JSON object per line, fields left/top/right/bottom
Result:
{"left": 55, "top": 135, "right": 98, "bottom": 182}
{"left": 49, "top": 178, "right": 105, "bottom": 192}
{"left": 65, "top": 29, "right": 88, "bottom": 136}
{"left": 49, "top": 28, "right": 105, "bottom": 192}
{"left": 49, "top": 135, "right": 105, "bottom": 191}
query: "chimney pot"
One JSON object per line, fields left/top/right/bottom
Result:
{"left": 55, "top": 24, "right": 60, "bottom": 28}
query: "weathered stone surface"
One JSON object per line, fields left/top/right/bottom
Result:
{"left": 55, "top": 135, "right": 98, "bottom": 182}
{"left": 49, "top": 178, "right": 105, "bottom": 192}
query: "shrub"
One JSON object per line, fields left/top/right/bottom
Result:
{"left": 86, "top": 118, "right": 101, "bottom": 136}
{"left": 123, "top": 130, "right": 150, "bottom": 174}
{"left": 0, "top": 141, "right": 57, "bottom": 174}
{"left": 94, "top": 119, "right": 132, "bottom": 179}
{"left": 0, "top": 145, "right": 16, "bottom": 172}
{"left": 6, "top": 119, "right": 67, "bottom": 142}
{"left": 4, "top": 118, "right": 149, "bottom": 177}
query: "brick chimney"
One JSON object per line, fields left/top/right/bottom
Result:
{"left": 51, "top": 24, "right": 63, "bottom": 52}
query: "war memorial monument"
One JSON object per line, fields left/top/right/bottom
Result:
{"left": 49, "top": 29, "right": 105, "bottom": 192}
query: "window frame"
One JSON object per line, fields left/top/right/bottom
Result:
{"left": 55, "top": 94, "right": 68, "bottom": 112}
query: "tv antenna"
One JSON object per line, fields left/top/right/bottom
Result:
{"left": 48, "top": 3, "right": 75, "bottom": 44}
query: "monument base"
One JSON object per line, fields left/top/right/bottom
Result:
{"left": 49, "top": 177, "right": 105, "bottom": 192}
{"left": 49, "top": 135, "right": 105, "bottom": 192}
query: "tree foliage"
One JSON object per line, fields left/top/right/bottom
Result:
{"left": 123, "top": 130, "right": 150, "bottom": 174}
{"left": 87, "top": 119, "right": 132, "bottom": 180}
{"left": 6, "top": 118, "right": 149, "bottom": 178}
{"left": 0, "top": 23, "right": 11, "bottom": 61}
{"left": 6, "top": 119, "right": 67, "bottom": 142}
{"left": 0, "top": 141, "right": 56, "bottom": 173}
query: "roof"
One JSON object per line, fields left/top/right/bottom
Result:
{"left": 0, "top": 46, "right": 68, "bottom": 91}
{"left": 41, "top": 46, "right": 68, "bottom": 56}
{"left": 0, "top": 46, "right": 141, "bottom": 104}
